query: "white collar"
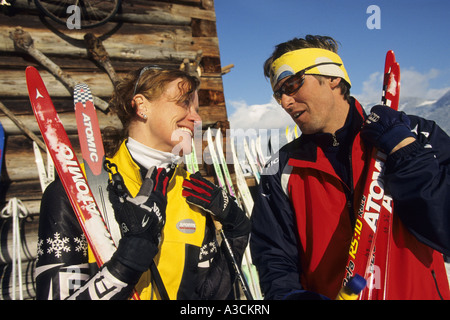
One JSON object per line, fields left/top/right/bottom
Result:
{"left": 126, "top": 137, "right": 181, "bottom": 170}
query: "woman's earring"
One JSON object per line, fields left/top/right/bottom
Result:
{"left": 140, "top": 112, "right": 147, "bottom": 120}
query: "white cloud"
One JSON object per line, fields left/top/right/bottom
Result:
{"left": 228, "top": 99, "right": 293, "bottom": 130}
{"left": 354, "top": 71, "right": 383, "bottom": 106}
{"left": 354, "top": 67, "right": 450, "bottom": 106}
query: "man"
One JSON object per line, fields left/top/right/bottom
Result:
{"left": 250, "top": 35, "right": 450, "bottom": 300}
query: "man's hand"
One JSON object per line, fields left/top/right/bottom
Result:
{"left": 361, "top": 105, "right": 416, "bottom": 155}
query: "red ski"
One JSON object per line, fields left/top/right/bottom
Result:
{"left": 342, "top": 51, "right": 400, "bottom": 300}
{"left": 26, "top": 66, "right": 117, "bottom": 268}
{"left": 27, "top": 67, "right": 144, "bottom": 300}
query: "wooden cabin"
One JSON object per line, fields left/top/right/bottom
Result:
{"left": 0, "top": 0, "right": 233, "bottom": 299}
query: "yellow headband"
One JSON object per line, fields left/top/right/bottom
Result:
{"left": 270, "top": 48, "right": 351, "bottom": 90}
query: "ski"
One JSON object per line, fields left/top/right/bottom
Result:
{"left": 294, "top": 125, "right": 299, "bottom": 139}
{"left": 184, "top": 148, "right": 195, "bottom": 174}
{"left": 206, "top": 128, "right": 253, "bottom": 300}
{"left": 210, "top": 128, "right": 263, "bottom": 300}
{"left": 364, "top": 54, "right": 399, "bottom": 300}
{"left": 33, "top": 141, "right": 54, "bottom": 192}
{"left": 255, "top": 135, "right": 267, "bottom": 172}
{"left": 250, "top": 138, "right": 263, "bottom": 174}
{"left": 285, "top": 125, "right": 292, "bottom": 143}
{"left": 229, "top": 136, "right": 263, "bottom": 299}
{"left": 230, "top": 137, "right": 254, "bottom": 214}
{"left": 285, "top": 125, "right": 299, "bottom": 143}
{"left": 73, "top": 83, "right": 121, "bottom": 244}
{"left": 206, "top": 128, "right": 226, "bottom": 188}
{"left": 342, "top": 51, "right": 399, "bottom": 300}
{"left": 26, "top": 66, "right": 117, "bottom": 269}
{"left": 215, "top": 128, "right": 237, "bottom": 198}
{"left": 243, "top": 137, "right": 260, "bottom": 184}
{"left": 205, "top": 127, "right": 258, "bottom": 300}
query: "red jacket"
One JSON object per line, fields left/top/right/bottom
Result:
{"left": 251, "top": 98, "right": 450, "bottom": 299}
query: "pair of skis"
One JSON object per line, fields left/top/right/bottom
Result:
{"left": 211, "top": 129, "right": 262, "bottom": 300}
{"left": 26, "top": 66, "right": 140, "bottom": 299}
{"left": 342, "top": 51, "right": 400, "bottom": 299}
{"left": 185, "top": 128, "right": 262, "bottom": 300}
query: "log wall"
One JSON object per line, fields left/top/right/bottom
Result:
{"left": 0, "top": 0, "right": 229, "bottom": 299}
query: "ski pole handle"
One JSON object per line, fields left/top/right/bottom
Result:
{"left": 336, "top": 274, "right": 367, "bottom": 300}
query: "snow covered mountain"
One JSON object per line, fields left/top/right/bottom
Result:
{"left": 412, "top": 89, "right": 450, "bottom": 135}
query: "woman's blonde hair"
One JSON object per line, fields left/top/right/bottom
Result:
{"left": 106, "top": 67, "right": 200, "bottom": 156}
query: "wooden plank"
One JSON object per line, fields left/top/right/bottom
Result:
{"left": 0, "top": 70, "right": 224, "bottom": 99}
{"left": 3, "top": 134, "right": 81, "bottom": 181}
{"left": 11, "top": 0, "right": 211, "bottom": 25}
{"left": 0, "top": 111, "right": 121, "bottom": 135}
{"left": 0, "top": 70, "right": 113, "bottom": 98}
{"left": 0, "top": 21, "right": 219, "bottom": 61}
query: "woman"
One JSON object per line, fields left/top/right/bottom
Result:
{"left": 35, "top": 66, "right": 250, "bottom": 300}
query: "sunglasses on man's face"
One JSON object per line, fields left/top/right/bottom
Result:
{"left": 272, "top": 62, "right": 342, "bottom": 104}
{"left": 273, "top": 69, "right": 306, "bottom": 104}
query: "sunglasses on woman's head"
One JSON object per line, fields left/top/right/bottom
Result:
{"left": 132, "top": 65, "right": 163, "bottom": 97}
{"left": 272, "top": 62, "right": 342, "bottom": 104}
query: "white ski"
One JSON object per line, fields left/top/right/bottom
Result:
{"left": 243, "top": 137, "right": 260, "bottom": 184}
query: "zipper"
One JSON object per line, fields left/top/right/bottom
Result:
{"left": 332, "top": 133, "right": 339, "bottom": 147}
{"left": 431, "top": 269, "right": 444, "bottom": 300}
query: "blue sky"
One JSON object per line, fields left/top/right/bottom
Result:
{"left": 214, "top": 0, "right": 450, "bottom": 130}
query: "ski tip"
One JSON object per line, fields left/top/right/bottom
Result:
{"left": 25, "top": 66, "right": 43, "bottom": 85}
{"left": 25, "top": 65, "right": 38, "bottom": 75}
{"left": 386, "top": 50, "right": 395, "bottom": 59}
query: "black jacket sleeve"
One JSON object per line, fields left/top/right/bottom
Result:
{"left": 250, "top": 154, "right": 304, "bottom": 300}
{"left": 36, "top": 178, "right": 138, "bottom": 300}
{"left": 385, "top": 116, "right": 450, "bottom": 256}
{"left": 35, "top": 178, "right": 92, "bottom": 299}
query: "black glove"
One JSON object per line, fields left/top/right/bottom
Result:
{"left": 361, "top": 105, "right": 415, "bottom": 155}
{"left": 108, "top": 166, "right": 171, "bottom": 273}
{"left": 182, "top": 172, "right": 250, "bottom": 237}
